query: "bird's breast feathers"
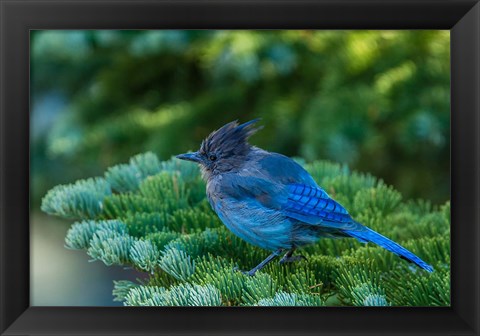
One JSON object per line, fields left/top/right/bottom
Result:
{"left": 206, "top": 173, "right": 294, "bottom": 250}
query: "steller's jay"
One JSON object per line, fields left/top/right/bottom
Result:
{"left": 176, "top": 119, "right": 433, "bottom": 276}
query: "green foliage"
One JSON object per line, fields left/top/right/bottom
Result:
{"left": 41, "top": 178, "right": 111, "bottom": 219}
{"left": 334, "top": 259, "right": 389, "bottom": 306}
{"left": 42, "top": 152, "right": 450, "bottom": 306}
{"left": 87, "top": 227, "right": 135, "bottom": 266}
{"left": 105, "top": 164, "right": 143, "bottom": 193}
{"left": 386, "top": 267, "right": 450, "bottom": 306}
{"left": 65, "top": 219, "right": 127, "bottom": 250}
{"left": 112, "top": 280, "right": 138, "bottom": 302}
{"left": 353, "top": 183, "right": 402, "bottom": 217}
{"left": 241, "top": 273, "right": 280, "bottom": 306}
{"left": 130, "top": 239, "right": 160, "bottom": 273}
{"left": 124, "top": 283, "right": 222, "bottom": 306}
{"left": 64, "top": 221, "right": 99, "bottom": 250}
{"left": 158, "top": 247, "right": 196, "bottom": 281}
{"left": 257, "top": 291, "right": 324, "bottom": 306}
{"left": 32, "top": 30, "right": 450, "bottom": 207}
{"left": 105, "top": 152, "right": 162, "bottom": 193}
{"left": 123, "top": 285, "right": 167, "bottom": 306}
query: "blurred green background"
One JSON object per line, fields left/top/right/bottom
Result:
{"left": 30, "top": 30, "right": 450, "bottom": 306}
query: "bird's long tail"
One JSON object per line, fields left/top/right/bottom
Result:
{"left": 346, "top": 225, "right": 434, "bottom": 272}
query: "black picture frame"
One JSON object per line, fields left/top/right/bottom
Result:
{"left": 1, "top": 0, "right": 479, "bottom": 335}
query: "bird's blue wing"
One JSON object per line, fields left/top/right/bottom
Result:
{"left": 282, "top": 183, "right": 434, "bottom": 271}
{"left": 282, "top": 183, "right": 358, "bottom": 230}
{"left": 219, "top": 151, "right": 357, "bottom": 231}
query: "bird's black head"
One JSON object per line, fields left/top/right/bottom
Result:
{"left": 176, "top": 119, "right": 262, "bottom": 178}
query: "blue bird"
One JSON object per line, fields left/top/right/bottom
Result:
{"left": 176, "top": 119, "right": 434, "bottom": 276}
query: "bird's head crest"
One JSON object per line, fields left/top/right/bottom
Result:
{"left": 176, "top": 119, "right": 262, "bottom": 178}
{"left": 200, "top": 119, "right": 262, "bottom": 158}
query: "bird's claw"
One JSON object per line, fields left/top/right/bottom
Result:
{"left": 279, "top": 254, "right": 307, "bottom": 264}
{"left": 233, "top": 266, "right": 256, "bottom": 276}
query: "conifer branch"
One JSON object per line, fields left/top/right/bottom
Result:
{"left": 41, "top": 152, "right": 450, "bottom": 306}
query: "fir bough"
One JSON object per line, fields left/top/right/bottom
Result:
{"left": 42, "top": 152, "right": 450, "bottom": 306}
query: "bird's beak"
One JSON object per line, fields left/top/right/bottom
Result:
{"left": 176, "top": 152, "right": 203, "bottom": 163}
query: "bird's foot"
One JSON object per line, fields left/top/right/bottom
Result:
{"left": 279, "top": 254, "right": 307, "bottom": 264}
{"left": 232, "top": 249, "right": 284, "bottom": 276}
{"left": 233, "top": 266, "right": 256, "bottom": 276}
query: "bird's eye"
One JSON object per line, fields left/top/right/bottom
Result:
{"left": 209, "top": 154, "right": 217, "bottom": 161}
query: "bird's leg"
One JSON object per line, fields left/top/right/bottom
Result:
{"left": 279, "top": 248, "right": 307, "bottom": 264}
{"left": 235, "top": 249, "right": 283, "bottom": 276}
